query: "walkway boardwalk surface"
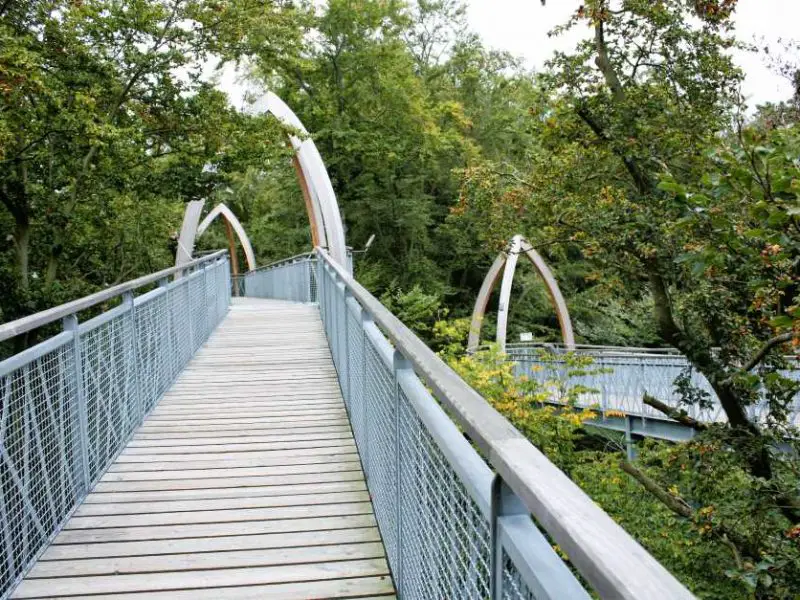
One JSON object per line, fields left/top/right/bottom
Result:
{"left": 12, "top": 298, "right": 395, "bottom": 599}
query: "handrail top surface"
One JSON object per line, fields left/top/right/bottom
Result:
{"left": 0, "top": 250, "right": 227, "bottom": 343}
{"left": 244, "top": 252, "right": 316, "bottom": 275}
{"left": 315, "top": 247, "right": 694, "bottom": 600}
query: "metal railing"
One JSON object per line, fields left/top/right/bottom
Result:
{"left": 248, "top": 250, "right": 692, "bottom": 599}
{"left": 507, "top": 343, "right": 800, "bottom": 427}
{"left": 237, "top": 253, "right": 317, "bottom": 303}
{"left": 0, "top": 252, "right": 231, "bottom": 598}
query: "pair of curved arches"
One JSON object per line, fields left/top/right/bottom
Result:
{"left": 175, "top": 93, "right": 348, "bottom": 271}
{"left": 468, "top": 235, "right": 575, "bottom": 352}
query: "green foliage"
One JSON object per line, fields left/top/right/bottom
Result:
{"left": 380, "top": 283, "right": 443, "bottom": 340}
{"left": 2, "top": 1, "right": 799, "bottom": 596}
{"left": 0, "top": 0, "right": 306, "bottom": 327}
{"left": 436, "top": 318, "right": 800, "bottom": 598}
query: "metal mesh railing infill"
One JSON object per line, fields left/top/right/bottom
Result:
{"left": 239, "top": 253, "right": 317, "bottom": 303}
{"left": 0, "top": 252, "right": 231, "bottom": 598}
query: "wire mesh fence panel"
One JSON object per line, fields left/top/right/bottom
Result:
{"left": 502, "top": 551, "right": 536, "bottom": 600}
{"left": 188, "top": 271, "right": 208, "bottom": 354}
{"left": 242, "top": 256, "right": 317, "bottom": 303}
{"left": 0, "top": 338, "right": 81, "bottom": 596}
{"left": 167, "top": 279, "right": 193, "bottom": 380}
{"left": 80, "top": 310, "right": 138, "bottom": 484}
{"left": 362, "top": 336, "right": 398, "bottom": 573}
{"left": 308, "top": 260, "right": 318, "bottom": 303}
{"left": 134, "top": 291, "right": 172, "bottom": 415}
{"left": 397, "top": 389, "right": 492, "bottom": 599}
{"left": 346, "top": 302, "right": 365, "bottom": 448}
{"left": 0, "top": 254, "right": 230, "bottom": 600}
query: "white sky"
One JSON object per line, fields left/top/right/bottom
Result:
{"left": 217, "top": 0, "right": 798, "bottom": 110}
{"left": 466, "top": 0, "right": 798, "bottom": 108}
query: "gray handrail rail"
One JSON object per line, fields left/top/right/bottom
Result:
{"left": 0, "top": 250, "right": 227, "bottom": 343}
{"left": 243, "top": 252, "right": 316, "bottom": 275}
{"left": 316, "top": 247, "right": 693, "bottom": 600}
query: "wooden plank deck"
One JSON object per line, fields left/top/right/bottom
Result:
{"left": 13, "top": 298, "right": 395, "bottom": 599}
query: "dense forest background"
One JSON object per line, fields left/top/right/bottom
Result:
{"left": 2, "top": 1, "right": 800, "bottom": 597}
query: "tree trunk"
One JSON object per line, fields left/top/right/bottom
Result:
{"left": 14, "top": 214, "right": 30, "bottom": 292}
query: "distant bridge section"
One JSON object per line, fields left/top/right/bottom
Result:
{"left": 507, "top": 343, "right": 800, "bottom": 444}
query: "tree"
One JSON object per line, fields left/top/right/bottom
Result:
{"left": 0, "top": 0, "right": 306, "bottom": 334}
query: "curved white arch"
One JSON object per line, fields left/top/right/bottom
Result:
{"left": 264, "top": 92, "right": 348, "bottom": 267}
{"left": 468, "top": 235, "right": 575, "bottom": 352}
{"left": 196, "top": 203, "right": 257, "bottom": 272}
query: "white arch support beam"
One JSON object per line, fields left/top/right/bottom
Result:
{"left": 264, "top": 92, "right": 348, "bottom": 267}
{"left": 468, "top": 235, "right": 576, "bottom": 352}
{"left": 197, "top": 203, "right": 257, "bottom": 272}
{"left": 496, "top": 235, "right": 523, "bottom": 353}
{"left": 175, "top": 200, "right": 206, "bottom": 269}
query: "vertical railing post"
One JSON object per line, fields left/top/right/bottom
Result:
{"left": 185, "top": 267, "right": 196, "bottom": 357}
{"left": 62, "top": 313, "right": 89, "bottom": 493}
{"left": 158, "top": 277, "right": 171, "bottom": 393}
{"left": 393, "top": 350, "right": 411, "bottom": 595}
{"left": 491, "top": 477, "right": 528, "bottom": 599}
{"left": 201, "top": 262, "right": 209, "bottom": 343}
{"left": 122, "top": 291, "right": 142, "bottom": 428}
{"left": 336, "top": 280, "right": 348, "bottom": 386}
{"left": 360, "top": 310, "right": 373, "bottom": 479}
{"left": 343, "top": 289, "right": 352, "bottom": 406}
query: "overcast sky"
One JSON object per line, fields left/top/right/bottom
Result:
{"left": 219, "top": 0, "right": 798, "bottom": 110}
{"left": 466, "top": 0, "right": 798, "bottom": 107}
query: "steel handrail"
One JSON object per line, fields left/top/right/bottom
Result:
{"left": 316, "top": 247, "right": 693, "bottom": 600}
{"left": 0, "top": 250, "right": 227, "bottom": 343}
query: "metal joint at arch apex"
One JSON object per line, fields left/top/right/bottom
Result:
{"left": 468, "top": 234, "right": 575, "bottom": 352}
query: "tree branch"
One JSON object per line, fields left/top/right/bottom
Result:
{"left": 643, "top": 394, "right": 708, "bottom": 430}
{"left": 593, "top": 18, "right": 626, "bottom": 103}
{"left": 741, "top": 332, "right": 794, "bottom": 373}
{"left": 620, "top": 460, "right": 693, "bottom": 518}
{"left": 575, "top": 102, "right": 653, "bottom": 195}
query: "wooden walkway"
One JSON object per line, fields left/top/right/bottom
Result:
{"left": 13, "top": 298, "right": 395, "bottom": 599}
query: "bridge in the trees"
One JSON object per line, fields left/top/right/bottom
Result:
{"left": 0, "top": 94, "right": 697, "bottom": 600}
{"left": 0, "top": 250, "right": 696, "bottom": 600}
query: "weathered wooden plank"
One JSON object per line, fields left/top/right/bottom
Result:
{"left": 132, "top": 425, "right": 352, "bottom": 442}
{"left": 68, "top": 576, "right": 395, "bottom": 600}
{"left": 158, "top": 390, "right": 342, "bottom": 410}
{"left": 41, "top": 527, "right": 381, "bottom": 560}
{"left": 92, "top": 469, "right": 365, "bottom": 492}
{"left": 115, "top": 444, "right": 356, "bottom": 463}
{"left": 122, "top": 437, "right": 353, "bottom": 454}
{"left": 99, "top": 459, "right": 362, "bottom": 482}
{"left": 82, "top": 480, "right": 367, "bottom": 504}
{"left": 141, "top": 411, "right": 349, "bottom": 426}
{"left": 107, "top": 455, "right": 359, "bottom": 472}
{"left": 128, "top": 429, "right": 353, "bottom": 446}
{"left": 135, "top": 419, "right": 351, "bottom": 433}
{"left": 145, "top": 408, "right": 347, "bottom": 421}
{"left": 74, "top": 490, "right": 370, "bottom": 516}
{"left": 29, "top": 542, "right": 387, "bottom": 578}
{"left": 152, "top": 400, "right": 344, "bottom": 413}
{"left": 64, "top": 502, "right": 375, "bottom": 529}
{"left": 12, "top": 558, "right": 390, "bottom": 598}
{"left": 53, "top": 514, "right": 379, "bottom": 544}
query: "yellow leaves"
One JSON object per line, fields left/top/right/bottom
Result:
{"left": 698, "top": 506, "right": 715, "bottom": 518}
{"left": 605, "top": 409, "right": 626, "bottom": 418}
{"left": 552, "top": 544, "right": 569, "bottom": 561}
